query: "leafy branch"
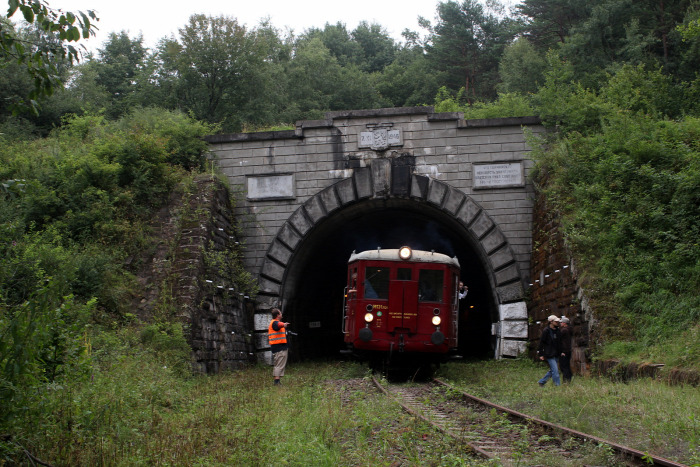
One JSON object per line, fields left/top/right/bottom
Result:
{"left": 1, "top": 0, "right": 98, "bottom": 112}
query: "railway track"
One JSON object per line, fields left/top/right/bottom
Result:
{"left": 371, "top": 375, "right": 688, "bottom": 467}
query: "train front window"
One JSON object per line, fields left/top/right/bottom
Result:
{"left": 363, "top": 267, "right": 389, "bottom": 299}
{"left": 397, "top": 268, "right": 412, "bottom": 280}
{"left": 418, "top": 269, "right": 443, "bottom": 302}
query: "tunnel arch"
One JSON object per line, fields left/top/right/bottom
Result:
{"left": 257, "top": 160, "right": 528, "bottom": 359}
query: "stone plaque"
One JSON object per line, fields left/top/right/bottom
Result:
{"left": 360, "top": 129, "right": 402, "bottom": 150}
{"left": 387, "top": 129, "right": 401, "bottom": 146}
{"left": 473, "top": 162, "right": 524, "bottom": 189}
{"left": 247, "top": 173, "right": 295, "bottom": 200}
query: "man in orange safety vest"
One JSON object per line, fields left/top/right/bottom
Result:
{"left": 268, "top": 308, "right": 290, "bottom": 385}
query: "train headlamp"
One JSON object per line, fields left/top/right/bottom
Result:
{"left": 398, "top": 246, "right": 412, "bottom": 260}
{"left": 364, "top": 313, "right": 374, "bottom": 323}
{"left": 431, "top": 316, "right": 442, "bottom": 326}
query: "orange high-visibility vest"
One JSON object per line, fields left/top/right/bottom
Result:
{"left": 268, "top": 320, "right": 287, "bottom": 346}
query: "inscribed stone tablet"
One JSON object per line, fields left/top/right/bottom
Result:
{"left": 473, "top": 162, "right": 523, "bottom": 189}
{"left": 247, "top": 174, "right": 295, "bottom": 200}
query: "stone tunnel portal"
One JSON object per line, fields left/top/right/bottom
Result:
{"left": 279, "top": 198, "right": 498, "bottom": 361}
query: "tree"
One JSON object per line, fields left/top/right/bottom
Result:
{"left": 515, "top": 0, "right": 591, "bottom": 47}
{"left": 351, "top": 21, "right": 397, "bottom": 73}
{"left": 299, "top": 22, "right": 362, "bottom": 68}
{"left": 285, "top": 37, "right": 343, "bottom": 118}
{"left": 551, "top": 0, "right": 695, "bottom": 87}
{"left": 170, "top": 14, "right": 261, "bottom": 131}
{"left": 0, "top": 0, "right": 97, "bottom": 112}
{"left": 239, "top": 20, "right": 294, "bottom": 128}
{"left": 497, "top": 36, "right": 546, "bottom": 94}
{"left": 374, "top": 43, "right": 439, "bottom": 106}
{"left": 423, "top": 0, "right": 516, "bottom": 102}
{"left": 94, "top": 31, "right": 147, "bottom": 119}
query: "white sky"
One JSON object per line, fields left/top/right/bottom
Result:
{"left": 53, "top": 0, "right": 518, "bottom": 54}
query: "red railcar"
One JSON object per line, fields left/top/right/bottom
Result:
{"left": 342, "top": 246, "right": 460, "bottom": 371}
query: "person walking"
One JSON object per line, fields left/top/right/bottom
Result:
{"left": 268, "top": 308, "right": 290, "bottom": 386}
{"left": 559, "top": 316, "right": 573, "bottom": 383}
{"left": 537, "top": 315, "right": 561, "bottom": 387}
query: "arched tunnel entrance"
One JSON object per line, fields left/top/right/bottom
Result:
{"left": 279, "top": 198, "right": 497, "bottom": 361}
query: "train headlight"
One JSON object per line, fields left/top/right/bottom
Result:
{"left": 398, "top": 246, "right": 412, "bottom": 260}
{"left": 364, "top": 313, "right": 374, "bottom": 323}
{"left": 431, "top": 316, "right": 442, "bottom": 326}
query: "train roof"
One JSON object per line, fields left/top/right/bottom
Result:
{"left": 348, "top": 248, "right": 460, "bottom": 268}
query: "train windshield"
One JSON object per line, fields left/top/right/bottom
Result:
{"left": 363, "top": 267, "right": 389, "bottom": 299}
{"left": 418, "top": 269, "right": 443, "bottom": 302}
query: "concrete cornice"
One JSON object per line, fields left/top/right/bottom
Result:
{"left": 459, "top": 116, "right": 542, "bottom": 128}
{"left": 204, "top": 130, "right": 298, "bottom": 144}
{"left": 204, "top": 110, "right": 543, "bottom": 144}
{"left": 324, "top": 106, "right": 435, "bottom": 119}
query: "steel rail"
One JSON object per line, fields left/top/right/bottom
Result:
{"left": 433, "top": 377, "right": 688, "bottom": 467}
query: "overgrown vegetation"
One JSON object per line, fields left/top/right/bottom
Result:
{"left": 434, "top": 63, "right": 700, "bottom": 369}
{"left": 0, "top": 108, "right": 218, "bottom": 459}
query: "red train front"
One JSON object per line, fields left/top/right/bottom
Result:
{"left": 342, "top": 246, "right": 460, "bottom": 370}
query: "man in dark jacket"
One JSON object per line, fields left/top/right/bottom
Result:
{"left": 559, "top": 316, "right": 573, "bottom": 383}
{"left": 537, "top": 315, "right": 561, "bottom": 386}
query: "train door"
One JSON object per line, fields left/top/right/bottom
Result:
{"left": 388, "top": 266, "right": 418, "bottom": 332}
{"left": 343, "top": 266, "right": 358, "bottom": 342}
{"left": 451, "top": 272, "right": 459, "bottom": 347}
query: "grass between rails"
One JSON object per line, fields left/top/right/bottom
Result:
{"left": 437, "top": 358, "right": 700, "bottom": 466}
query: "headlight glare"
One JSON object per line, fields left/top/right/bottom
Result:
{"left": 364, "top": 313, "right": 374, "bottom": 323}
{"left": 431, "top": 316, "right": 441, "bottom": 326}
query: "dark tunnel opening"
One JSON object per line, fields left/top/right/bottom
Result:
{"left": 280, "top": 199, "right": 499, "bottom": 362}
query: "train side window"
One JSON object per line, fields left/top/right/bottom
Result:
{"left": 397, "top": 268, "right": 412, "bottom": 281}
{"left": 364, "top": 267, "right": 389, "bottom": 299}
{"left": 418, "top": 269, "right": 443, "bottom": 302}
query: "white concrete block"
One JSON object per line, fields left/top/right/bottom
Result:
{"left": 500, "top": 320, "right": 528, "bottom": 339}
{"left": 254, "top": 313, "right": 271, "bottom": 331}
{"left": 500, "top": 340, "right": 527, "bottom": 357}
{"left": 499, "top": 302, "right": 528, "bottom": 320}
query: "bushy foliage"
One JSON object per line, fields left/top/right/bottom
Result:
{"left": 0, "top": 108, "right": 216, "bottom": 440}
{"left": 530, "top": 63, "right": 700, "bottom": 366}
{"left": 434, "top": 86, "right": 536, "bottom": 118}
{"left": 0, "top": 324, "right": 194, "bottom": 464}
{"left": 0, "top": 279, "right": 95, "bottom": 425}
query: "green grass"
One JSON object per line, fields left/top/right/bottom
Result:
{"left": 3, "top": 335, "right": 486, "bottom": 466}
{"left": 4, "top": 335, "right": 698, "bottom": 466}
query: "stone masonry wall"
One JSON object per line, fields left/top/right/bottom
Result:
{"left": 528, "top": 187, "right": 591, "bottom": 374}
{"left": 208, "top": 108, "right": 544, "bottom": 288}
{"left": 170, "top": 176, "right": 256, "bottom": 373}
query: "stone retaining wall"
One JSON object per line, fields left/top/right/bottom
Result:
{"left": 528, "top": 186, "right": 592, "bottom": 374}
{"left": 164, "top": 176, "right": 256, "bottom": 373}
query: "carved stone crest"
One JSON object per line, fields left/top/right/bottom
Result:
{"left": 359, "top": 124, "right": 402, "bottom": 151}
